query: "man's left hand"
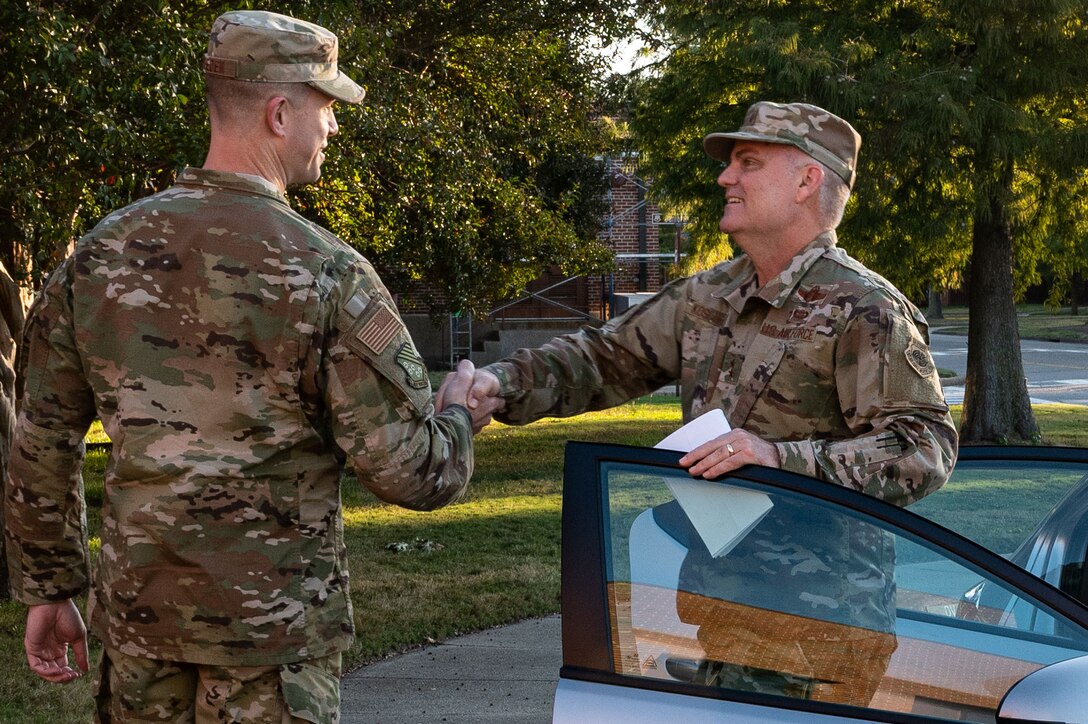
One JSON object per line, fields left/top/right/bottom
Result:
{"left": 680, "top": 429, "right": 781, "bottom": 479}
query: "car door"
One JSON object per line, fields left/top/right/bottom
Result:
{"left": 553, "top": 442, "right": 1088, "bottom": 723}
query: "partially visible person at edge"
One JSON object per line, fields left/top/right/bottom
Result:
{"left": 440, "top": 101, "right": 959, "bottom": 704}
{"left": 4, "top": 10, "right": 500, "bottom": 722}
{"left": 0, "top": 259, "right": 24, "bottom": 599}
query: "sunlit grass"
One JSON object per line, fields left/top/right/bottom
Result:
{"left": 1032, "top": 403, "right": 1088, "bottom": 446}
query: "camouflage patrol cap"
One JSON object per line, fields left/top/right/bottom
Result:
{"left": 704, "top": 102, "right": 861, "bottom": 188}
{"left": 204, "top": 10, "right": 365, "bottom": 104}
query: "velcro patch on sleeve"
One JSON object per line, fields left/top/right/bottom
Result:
{"left": 355, "top": 299, "right": 400, "bottom": 355}
{"left": 342, "top": 295, "right": 431, "bottom": 416}
{"left": 884, "top": 312, "right": 946, "bottom": 407}
{"left": 395, "top": 343, "right": 429, "bottom": 390}
{"left": 905, "top": 341, "right": 935, "bottom": 378}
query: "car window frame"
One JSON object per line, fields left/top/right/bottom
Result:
{"left": 559, "top": 441, "right": 1088, "bottom": 722}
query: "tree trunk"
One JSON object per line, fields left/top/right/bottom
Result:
{"left": 960, "top": 194, "right": 1039, "bottom": 444}
{"left": 1072, "top": 272, "right": 1081, "bottom": 316}
{"left": 926, "top": 287, "right": 944, "bottom": 320}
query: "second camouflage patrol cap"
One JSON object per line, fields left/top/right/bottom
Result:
{"left": 203, "top": 10, "right": 365, "bottom": 104}
{"left": 703, "top": 102, "right": 861, "bottom": 189}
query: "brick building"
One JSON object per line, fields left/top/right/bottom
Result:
{"left": 401, "top": 155, "right": 684, "bottom": 367}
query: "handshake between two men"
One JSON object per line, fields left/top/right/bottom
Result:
{"left": 432, "top": 360, "right": 782, "bottom": 479}
{"left": 434, "top": 360, "right": 505, "bottom": 434}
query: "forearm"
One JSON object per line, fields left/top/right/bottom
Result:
{"left": 4, "top": 417, "right": 91, "bottom": 604}
{"left": 485, "top": 327, "right": 672, "bottom": 425}
{"left": 346, "top": 403, "right": 474, "bottom": 511}
{"left": 7, "top": 267, "right": 95, "bottom": 604}
{"left": 324, "top": 340, "right": 475, "bottom": 511}
{"left": 775, "top": 408, "right": 958, "bottom": 507}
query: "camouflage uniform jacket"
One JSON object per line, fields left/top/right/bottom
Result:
{"left": 487, "top": 232, "right": 958, "bottom": 633}
{"left": 0, "top": 260, "right": 22, "bottom": 452}
{"left": 487, "top": 231, "right": 957, "bottom": 504}
{"left": 0, "top": 260, "right": 23, "bottom": 597}
{"left": 3, "top": 168, "right": 474, "bottom": 665}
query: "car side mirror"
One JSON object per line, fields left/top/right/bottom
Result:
{"left": 997, "top": 654, "right": 1088, "bottom": 723}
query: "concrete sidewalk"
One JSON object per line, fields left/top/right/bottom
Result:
{"left": 340, "top": 615, "right": 561, "bottom": 723}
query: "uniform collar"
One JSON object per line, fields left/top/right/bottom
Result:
{"left": 719, "top": 231, "right": 837, "bottom": 312}
{"left": 175, "top": 167, "right": 289, "bottom": 206}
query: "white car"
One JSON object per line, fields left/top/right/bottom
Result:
{"left": 553, "top": 443, "right": 1088, "bottom": 723}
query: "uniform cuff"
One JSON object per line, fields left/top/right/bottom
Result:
{"left": 482, "top": 363, "right": 520, "bottom": 398}
{"left": 775, "top": 440, "right": 819, "bottom": 478}
{"left": 441, "top": 403, "right": 472, "bottom": 427}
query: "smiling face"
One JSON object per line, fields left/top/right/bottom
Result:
{"left": 282, "top": 87, "right": 339, "bottom": 187}
{"left": 716, "top": 141, "right": 811, "bottom": 243}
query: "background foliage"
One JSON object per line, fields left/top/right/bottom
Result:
{"left": 627, "top": 0, "right": 1088, "bottom": 441}
{"left": 0, "top": 0, "right": 638, "bottom": 315}
{"left": 630, "top": 0, "right": 1088, "bottom": 298}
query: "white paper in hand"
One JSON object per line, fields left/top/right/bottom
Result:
{"left": 654, "top": 409, "right": 730, "bottom": 453}
{"left": 654, "top": 409, "right": 773, "bottom": 557}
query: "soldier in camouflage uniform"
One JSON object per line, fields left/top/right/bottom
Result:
{"left": 0, "top": 259, "right": 24, "bottom": 599}
{"left": 444, "top": 102, "right": 958, "bottom": 704}
{"left": 4, "top": 10, "right": 497, "bottom": 722}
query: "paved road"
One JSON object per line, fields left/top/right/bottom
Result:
{"left": 342, "top": 616, "right": 560, "bottom": 723}
{"left": 930, "top": 332, "right": 1088, "bottom": 405}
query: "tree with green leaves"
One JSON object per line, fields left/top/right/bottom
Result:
{"left": 0, "top": 1, "right": 210, "bottom": 285}
{"left": 1, "top": 0, "right": 636, "bottom": 314}
{"left": 299, "top": 0, "right": 631, "bottom": 316}
{"left": 630, "top": 0, "right": 1088, "bottom": 443}
{"left": 1041, "top": 169, "right": 1088, "bottom": 315}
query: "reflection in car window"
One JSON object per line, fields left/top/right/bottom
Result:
{"left": 602, "top": 462, "right": 1088, "bottom": 722}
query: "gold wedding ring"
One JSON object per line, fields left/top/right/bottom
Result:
{"left": 726, "top": 443, "right": 735, "bottom": 455}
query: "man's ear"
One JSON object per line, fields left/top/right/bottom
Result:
{"left": 796, "top": 163, "right": 824, "bottom": 202}
{"left": 266, "top": 95, "right": 290, "bottom": 139}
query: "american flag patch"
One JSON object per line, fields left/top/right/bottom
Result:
{"left": 356, "top": 301, "right": 400, "bottom": 354}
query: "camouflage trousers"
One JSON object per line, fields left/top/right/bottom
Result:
{"left": 93, "top": 648, "right": 342, "bottom": 723}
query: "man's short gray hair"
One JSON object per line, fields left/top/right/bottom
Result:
{"left": 788, "top": 149, "right": 851, "bottom": 229}
{"left": 817, "top": 170, "right": 851, "bottom": 229}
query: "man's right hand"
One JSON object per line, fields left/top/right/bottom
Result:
{"left": 24, "top": 600, "right": 89, "bottom": 684}
{"left": 436, "top": 362, "right": 504, "bottom": 433}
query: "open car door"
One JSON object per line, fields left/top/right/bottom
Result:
{"left": 554, "top": 442, "right": 1088, "bottom": 723}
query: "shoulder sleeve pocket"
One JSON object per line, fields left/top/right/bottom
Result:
{"left": 883, "top": 312, "right": 947, "bottom": 409}
{"left": 342, "top": 295, "right": 432, "bottom": 416}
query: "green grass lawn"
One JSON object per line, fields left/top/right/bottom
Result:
{"left": 2, "top": 397, "right": 1088, "bottom": 722}
{"left": 934, "top": 304, "right": 1088, "bottom": 344}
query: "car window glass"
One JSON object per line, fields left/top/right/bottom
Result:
{"left": 908, "top": 460, "right": 1087, "bottom": 558}
{"left": 602, "top": 461, "right": 1088, "bottom": 722}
